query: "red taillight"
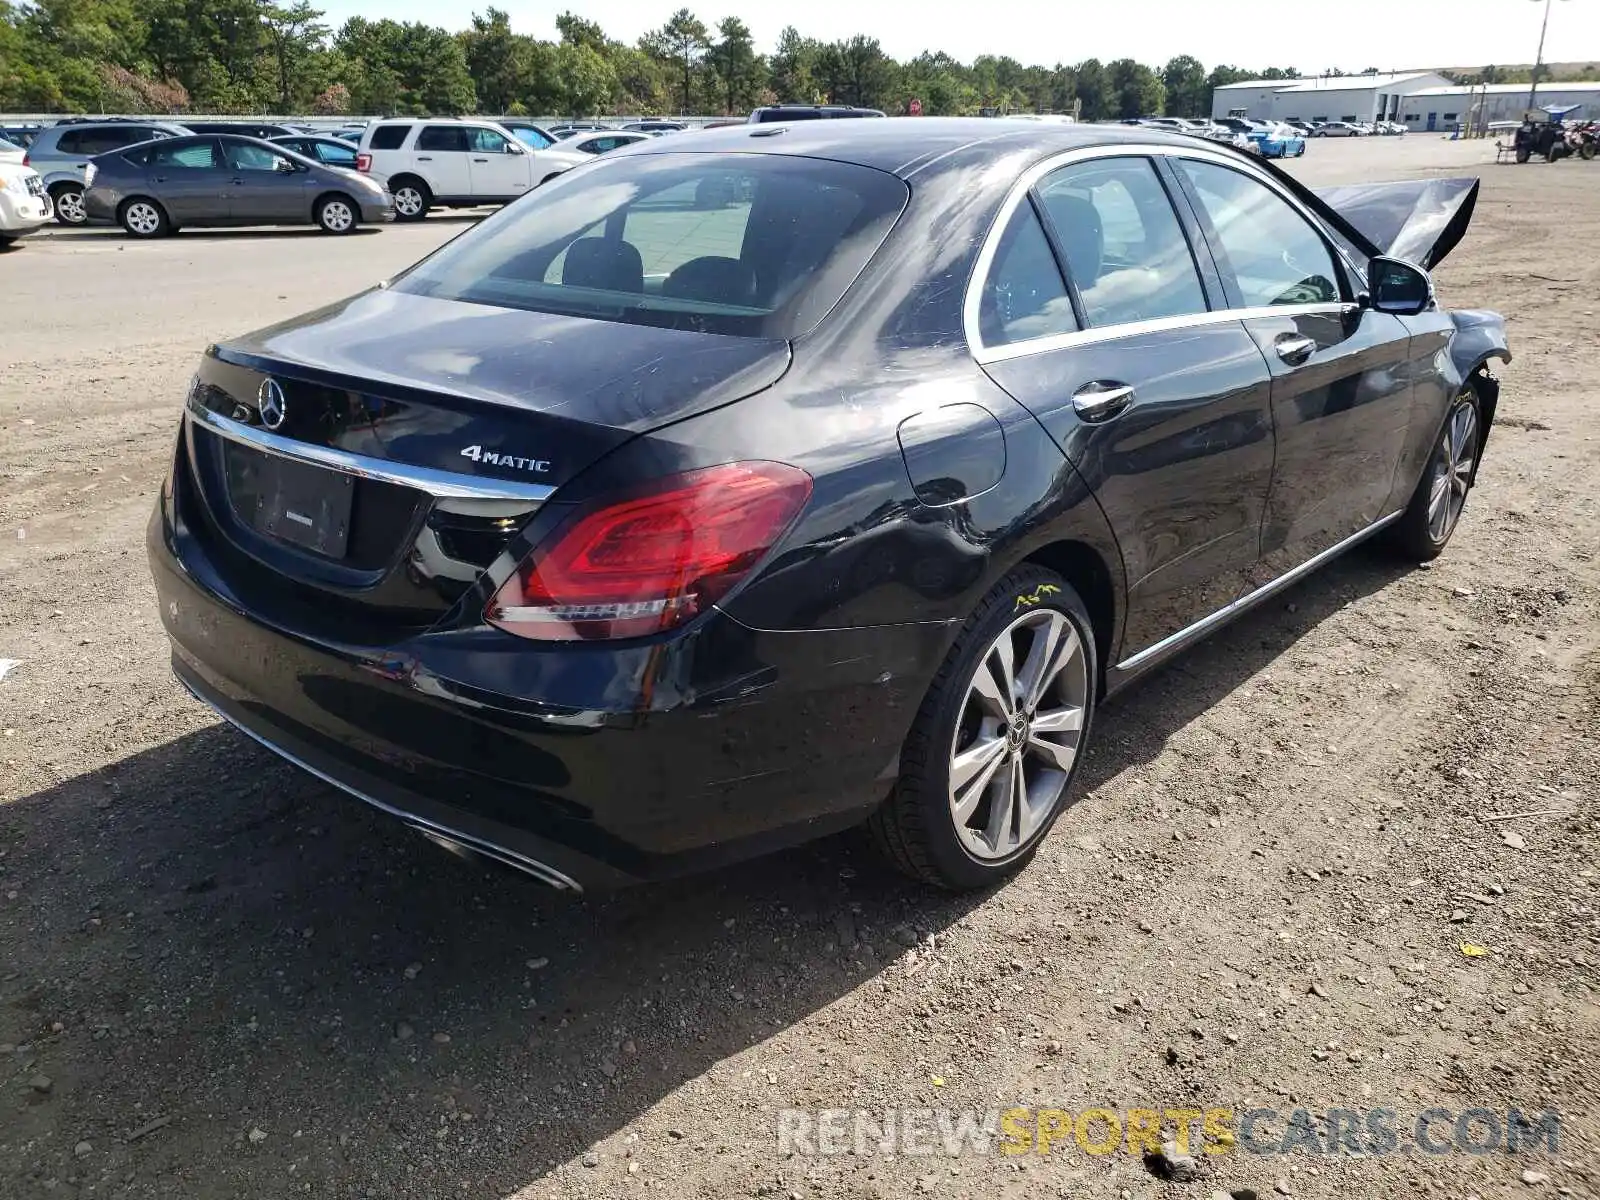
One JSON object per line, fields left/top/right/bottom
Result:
{"left": 486, "top": 462, "right": 812, "bottom": 642}
{"left": 21, "top": 152, "right": 29, "bottom": 167}
{"left": 356, "top": 152, "right": 372, "bottom": 173}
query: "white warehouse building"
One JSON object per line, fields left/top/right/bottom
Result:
{"left": 1213, "top": 71, "right": 1600, "bottom": 131}
{"left": 1211, "top": 71, "right": 1452, "bottom": 124}
{"left": 1402, "top": 81, "right": 1600, "bottom": 129}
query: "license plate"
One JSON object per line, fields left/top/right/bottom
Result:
{"left": 246, "top": 456, "right": 355, "bottom": 558}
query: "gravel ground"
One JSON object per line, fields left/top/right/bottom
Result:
{"left": 0, "top": 138, "right": 1596, "bottom": 1200}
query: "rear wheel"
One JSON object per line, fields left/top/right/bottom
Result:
{"left": 1581, "top": 141, "right": 1597, "bottom": 161}
{"left": 389, "top": 178, "right": 430, "bottom": 221}
{"left": 1515, "top": 146, "right": 1531, "bottom": 163}
{"left": 870, "top": 568, "right": 1097, "bottom": 891}
{"left": 1387, "top": 387, "right": 1482, "bottom": 562}
{"left": 50, "top": 183, "right": 86, "bottom": 226}
{"left": 315, "top": 194, "right": 357, "bottom": 234}
{"left": 119, "top": 197, "right": 170, "bottom": 238}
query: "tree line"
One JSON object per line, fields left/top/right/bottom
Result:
{"left": 2, "top": 0, "right": 1313, "bottom": 118}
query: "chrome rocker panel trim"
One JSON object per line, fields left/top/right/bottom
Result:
{"left": 1114, "top": 510, "right": 1404, "bottom": 674}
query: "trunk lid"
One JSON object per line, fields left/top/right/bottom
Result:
{"left": 178, "top": 288, "right": 790, "bottom": 637}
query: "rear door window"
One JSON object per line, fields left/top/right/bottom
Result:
{"left": 149, "top": 139, "right": 220, "bottom": 170}
{"left": 393, "top": 153, "right": 908, "bottom": 338}
{"left": 1035, "top": 157, "right": 1209, "bottom": 328}
{"left": 368, "top": 125, "right": 409, "bottom": 151}
{"left": 977, "top": 201, "right": 1078, "bottom": 347}
{"left": 417, "top": 126, "right": 469, "bottom": 153}
{"left": 59, "top": 128, "right": 136, "bottom": 155}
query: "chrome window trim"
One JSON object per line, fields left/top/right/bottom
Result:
{"left": 1114, "top": 510, "right": 1403, "bottom": 673}
{"left": 185, "top": 395, "right": 556, "bottom": 505}
{"left": 963, "top": 141, "right": 1358, "bottom": 365}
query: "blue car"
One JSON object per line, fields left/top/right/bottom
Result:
{"left": 1248, "top": 125, "right": 1306, "bottom": 158}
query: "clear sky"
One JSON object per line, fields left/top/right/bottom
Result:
{"left": 313, "top": 0, "right": 1600, "bottom": 73}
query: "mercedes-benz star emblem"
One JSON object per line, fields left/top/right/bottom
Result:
{"left": 257, "top": 378, "right": 287, "bottom": 430}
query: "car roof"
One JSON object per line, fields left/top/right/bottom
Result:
{"left": 622, "top": 116, "right": 1198, "bottom": 179}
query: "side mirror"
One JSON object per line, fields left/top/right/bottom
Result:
{"left": 1368, "top": 255, "right": 1433, "bottom": 316}
{"left": 505, "top": 142, "right": 525, "bottom": 155}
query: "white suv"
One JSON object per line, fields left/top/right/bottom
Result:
{"left": 355, "top": 118, "right": 588, "bottom": 221}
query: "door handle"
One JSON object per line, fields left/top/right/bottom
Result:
{"left": 153, "top": 175, "right": 167, "bottom": 183}
{"left": 472, "top": 157, "right": 489, "bottom": 162}
{"left": 416, "top": 155, "right": 433, "bottom": 161}
{"left": 1275, "top": 333, "right": 1317, "bottom": 365}
{"left": 1072, "top": 381, "right": 1135, "bottom": 422}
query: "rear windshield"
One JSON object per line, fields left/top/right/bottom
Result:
{"left": 392, "top": 152, "right": 909, "bottom": 338}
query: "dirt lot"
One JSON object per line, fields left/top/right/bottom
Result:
{"left": 1, "top": 137, "right": 1596, "bottom": 1200}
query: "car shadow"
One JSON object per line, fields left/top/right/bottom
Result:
{"left": 39, "top": 225, "right": 392, "bottom": 243}
{"left": 0, "top": 546, "right": 1411, "bottom": 1194}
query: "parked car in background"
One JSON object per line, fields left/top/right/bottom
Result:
{"left": 83, "top": 134, "right": 392, "bottom": 237}
{"left": 565, "top": 131, "right": 653, "bottom": 156}
{"left": 356, "top": 118, "right": 588, "bottom": 221}
{"left": 495, "top": 119, "right": 561, "bottom": 149}
{"left": 0, "top": 135, "right": 24, "bottom": 165}
{"left": 1314, "top": 121, "right": 1361, "bottom": 137}
{"left": 2, "top": 124, "right": 43, "bottom": 150}
{"left": 147, "top": 120, "right": 1509, "bottom": 895}
{"left": 328, "top": 127, "right": 368, "bottom": 144}
{"left": 268, "top": 134, "right": 363, "bottom": 172}
{"left": 0, "top": 158, "right": 51, "bottom": 246}
{"left": 548, "top": 123, "right": 615, "bottom": 139}
{"left": 622, "top": 120, "right": 688, "bottom": 133}
{"left": 1247, "top": 124, "right": 1307, "bottom": 158}
{"left": 23, "top": 118, "right": 192, "bottom": 226}
{"left": 746, "top": 105, "right": 887, "bottom": 122}
{"left": 180, "top": 121, "right": 302, "bottom": 140}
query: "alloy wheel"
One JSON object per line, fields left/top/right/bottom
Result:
{"left": 125, "top": 202, "right": 162, "bottom": 236}
{"left": 55, "top": 188, "right": 86, "bottom": 225}
{"left": 393, "top": 187, "right": 424, "bottom": 217}
{"left": 1426, "top": 400, "right": 1478, "bottom": 543}
{"left": 949, "top": 607, "right": 1089, "bottom": 860}
{"left": 321, "top": 200, "right": 354, "bottom": 232}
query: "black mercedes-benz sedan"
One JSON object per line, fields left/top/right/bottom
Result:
{"left": 149, "top": 120, "right": 1509, "bottom": 892}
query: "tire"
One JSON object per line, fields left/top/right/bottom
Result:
{"left": 1581, "top": 142, "right": 1597, "bottom": 161}
{"left": 118, "top": 197, "right": 170, "bottom": 238}
{"left": 1515, "top": 147, "right": 1531, "bottom": 163}
{"left": 315, "top": 194, "right": 358, "bottom": 234}
{"left": 1386, "top": 386, "right": 1483, "bottom": 562}
{"left": 389, "top": 177, "right": 430, "bottom": 221}
{"left": 50, "top": 183, "right": 87, "bottom": 227}
{"left": 869, "top": 567, "right": 1098, "bottom": 891}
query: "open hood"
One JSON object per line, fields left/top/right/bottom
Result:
{"left": 1309, "top": 177, "right": 1480, "bottom": 271}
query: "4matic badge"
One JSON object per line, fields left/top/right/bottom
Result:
{"left": 459, "top": 445, "right": 551, "bottom": 474}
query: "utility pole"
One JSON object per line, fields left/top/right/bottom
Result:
{"left": 1527, "top": 0, "right": 1570, "bottom": 114}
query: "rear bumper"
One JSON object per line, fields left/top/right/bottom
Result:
{"left": 0, "top": 191, "right": 50, "bottom": 234}
{"left": 148, "top": 497, "right": 952, "bottom": 890}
